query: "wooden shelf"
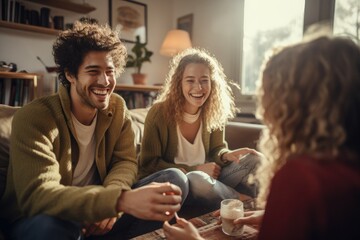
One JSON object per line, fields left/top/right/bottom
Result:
{"left": 115, "top": 84, "right": 162, "bottom": 92}
{"left": 0, "top": 71, "right": 39, "bottom": 80}
{"left": 0, "top": 71, "right": 40, "bottom": 102}
{"left": 0, "top": 21, "right": 60, "bottom": 35}
{"left": 26, "top": 0, "right": 96, "bottom": 14}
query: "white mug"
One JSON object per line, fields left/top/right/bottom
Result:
{"left": 220, "top": 199, "right": 244, "bottom": 236}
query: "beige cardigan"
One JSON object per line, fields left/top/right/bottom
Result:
{"left": 0, "top": 85, "right": 137, "bottom": 224}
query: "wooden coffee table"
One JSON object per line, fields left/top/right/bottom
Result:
{"left": 131, "top": 210, "right": 258, "bottom": 240}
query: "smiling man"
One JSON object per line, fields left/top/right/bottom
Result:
{"left": 0, "top": 21, "right": 188, "bottom": 240}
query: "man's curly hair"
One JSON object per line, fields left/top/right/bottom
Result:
{"left": 53, "top": 21, "right": 127, "bottom": 87}
{"left": 255, "top": 36, "right": 360, "bottom": 207}
{"left": 155, "top": 48, "right": 238, "bottom": 132}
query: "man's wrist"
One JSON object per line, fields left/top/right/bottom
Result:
{"left": 116, "top": 190, "right": 128, "bottom": 213}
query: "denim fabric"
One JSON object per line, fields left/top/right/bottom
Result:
{"left": 11, "top": 214, "right": 82, "bottom": 240}
{"left": 133, "top": 167, "right": 189, "bottom": 202}
{"left": 185, "top": 153, "right": 260, "bottom": 210}
{"left": 10, "top": 168, "right": 189, "bottom": 240}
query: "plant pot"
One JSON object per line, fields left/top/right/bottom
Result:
{"left": 132, "top": 73, "right": 147, "bottom": 85}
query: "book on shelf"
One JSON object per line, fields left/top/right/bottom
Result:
{"left": 116, "top": 90, "right": 158, "bottom": 109}
{"left": 0, "top": 77, "right": 33, "bottom": 106}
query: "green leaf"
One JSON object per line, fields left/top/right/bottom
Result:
{"left": 125, "top": 35, "right": 153, "bottom": 74}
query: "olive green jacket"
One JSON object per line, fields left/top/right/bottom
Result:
{"left": 139, "top": 103, "right": 230, "bottom": 179}
{"left": 0, "top": 85, "right": 137, "bottom": 224}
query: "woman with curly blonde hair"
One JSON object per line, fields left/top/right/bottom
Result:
{"left": 252, "top": 35, "right": 360, "bottom": 239}
{"left": 161, "top": 36, "right": 360, "bottom": 240}
{"left": 139, "top": 48, "right": 261, "bottom": 210}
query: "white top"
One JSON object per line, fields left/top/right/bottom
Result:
{"left": 174, "top": 122, "right": 206, "bottom": 166}
{"left": 71, "top": 113, "right": 99, "bottom": 186}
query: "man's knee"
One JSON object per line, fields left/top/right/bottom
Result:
{"left": 13, "top": 214, "right": 81, "bottom": 240}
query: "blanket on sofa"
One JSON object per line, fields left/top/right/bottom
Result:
{"left": 0, "top": 105, "right": 19, "bottom": 198}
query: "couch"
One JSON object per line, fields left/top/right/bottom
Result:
{"left": 0, "top": 104, "right": 264, "bottom": 239}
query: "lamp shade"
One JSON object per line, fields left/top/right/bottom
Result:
{"left": 160, "top": 29, "right": 192, "bottom": 56}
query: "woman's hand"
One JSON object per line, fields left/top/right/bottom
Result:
{"left": 163, "top": 217, "right": 204, "bottom": 240}
{"left": 213, "top": 209, "right": 264, "bottom": 229}
{"left": 195, "top": 162, "right": 221, "bottom": 179}
{"left": 234, "top": 210, "right": 264, "bottom": 229}
{"left": 222, "top": 148, "right": 264, "bottom": 163}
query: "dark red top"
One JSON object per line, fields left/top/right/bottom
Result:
{"left": 258, "top": 155, "right": 360, "bottom": 240}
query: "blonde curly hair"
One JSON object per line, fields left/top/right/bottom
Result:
{"left": 155, "top": 48, "right": 237, "bottom": 132}
{"left": 255, "top": 36, "right": 360, "bottom": 207}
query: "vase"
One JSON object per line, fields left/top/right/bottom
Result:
{"left": 132, "top": 73, "right": 147, "bottom": 85}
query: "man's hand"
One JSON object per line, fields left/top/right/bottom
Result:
{"left": 163, "top": 218, "right": 204, "bottom": 240}
{"left": 117, "top": 182, "right": 182, "bottom": 221}
{"left": 196, "top": 162, "right": 221, "bottom": 179}
{"left": 82, "top": 217, "right": 117, "bottom": 237}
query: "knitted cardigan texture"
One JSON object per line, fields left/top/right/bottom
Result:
{"left": 0, "top": 85, "right": 137, "bottom": 224}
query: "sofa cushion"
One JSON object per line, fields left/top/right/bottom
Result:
{"left": 0, "top": 104, "right": 20, "bottom": 198}
{"left": 225, "top": 121, "right": 264, "bottom": 150}
{"left": 129, "top": 108, "right": 148, "bottom": 154}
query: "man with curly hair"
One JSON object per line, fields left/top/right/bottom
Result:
{"left": 0, "top": 21, "right": 188, "bottom": 239}
{"left": 139, "top": 48, "right": 261, "bottom": 212}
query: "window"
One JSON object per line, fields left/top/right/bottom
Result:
{"left": 333, "top": 0, "right": 360, "bottom": 44}
{"left": 241, "top": 0, "right": 305, "bottom": 95}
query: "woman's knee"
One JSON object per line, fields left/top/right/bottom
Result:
{"left": 162, "top": 168, "right": 189, "bottom": 198}
{"left": 187, "top": 171, "right": 216, "bottom": 195}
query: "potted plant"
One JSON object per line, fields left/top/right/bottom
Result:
{"left": 126, "top": 35, "right": 153, "bottom": 84}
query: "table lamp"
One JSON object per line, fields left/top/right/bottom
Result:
{"left": 159, "top": 29, "right": 192, "bottom": 57}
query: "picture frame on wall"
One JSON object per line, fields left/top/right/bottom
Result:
{"left": 177, "top": 13, "right": 193, "bottom": 39}
{"left": 109, "top": 0, "right": 148, "bottom": 44}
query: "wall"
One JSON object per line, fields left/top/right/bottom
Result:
{"left": 173, "top": 0, "right": 243, "bottom": 84}
{"left": 0, "top": 0, "right": 244, "bottom": 100}
{"left": 119, "top": 0, "right": 173, "bottom": 85}
{"left": 172, "top": 0, "right": 245, "bottom": 109}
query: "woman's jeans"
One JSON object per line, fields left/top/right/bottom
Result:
{"left": 185, "top": 153, "right": 260, "bottom": 210}
{"left": 10, "top": 168, "right": 188, "bottom": 240}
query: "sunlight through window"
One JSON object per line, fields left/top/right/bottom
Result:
{"left": 241, "top": 0, "right": 305, "bottom": 95}
{"left": 333, "top": 0, "right": 360, "bottom": 44}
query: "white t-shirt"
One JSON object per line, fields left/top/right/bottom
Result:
{"left": 174, "top": 122, "right": 206, "bottom": 166}
{"left": 71, "top": 113, "right": 99, "bottom": 186}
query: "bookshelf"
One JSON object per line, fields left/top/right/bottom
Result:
{"left": 0, "top": 0, "right": 96, "bottom": 35}
{"left": 0, "top": 71, "right": 39, "bottom": 106}
{"left": 26, "top": 0, "right": 96, "bottom": 14}
{"left": 0, "top": 20, "right": 59, "bottom": 35}
{"left": 114, "top": 84, "right": 162, "bottom": 109}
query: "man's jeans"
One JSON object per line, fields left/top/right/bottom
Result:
{"left": 10, "top": 168, "right": 189, "bottom": 240}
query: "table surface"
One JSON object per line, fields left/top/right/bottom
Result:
{"left": 131, "top": 211, "right": 258, "bottom": 240}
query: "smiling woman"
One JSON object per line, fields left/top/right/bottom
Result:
{"left": 139, "top": 48, "right": 262, "bottom": 213}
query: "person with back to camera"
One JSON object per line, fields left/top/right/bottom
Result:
{"left": 139, "top": 48, "right": 262, "bottom": 212}
{"left": 162, "top": 35, "right": 360, "bottom": 240}
{"left": 0, "top": 21, "right": 189, "bottom": 240}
